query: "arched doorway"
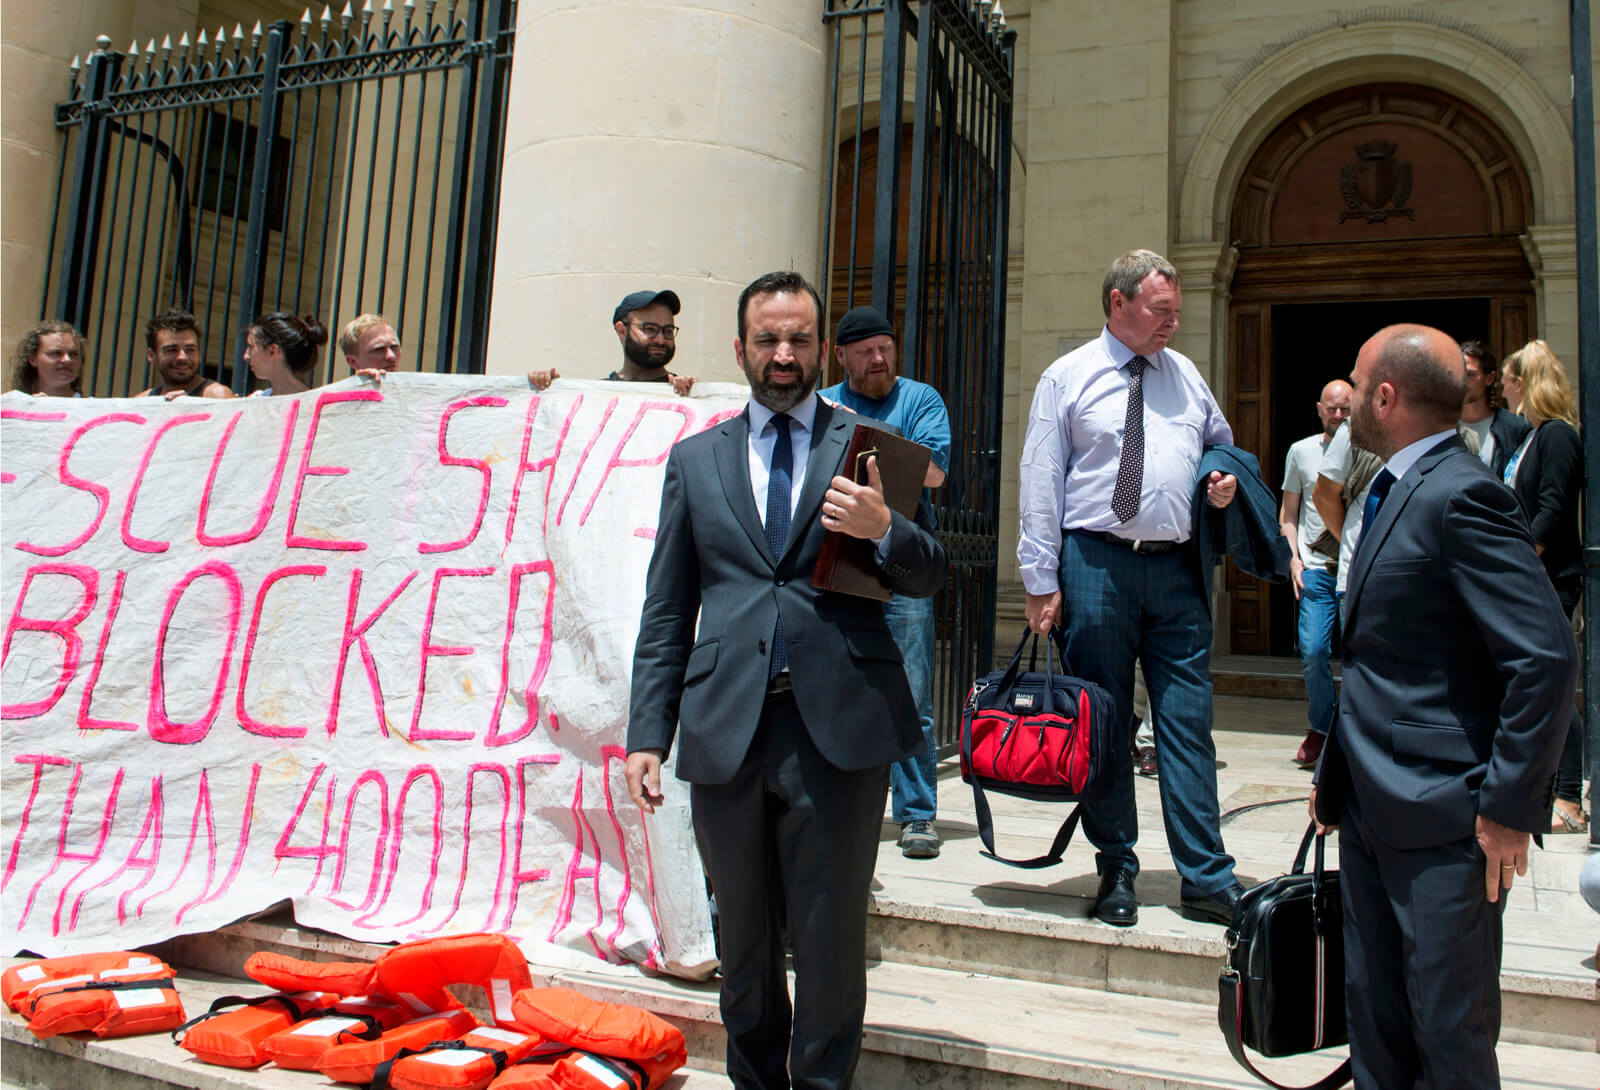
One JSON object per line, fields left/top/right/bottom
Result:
{"left": 1224, "top": 82, "right": 1535, "bottom": 654}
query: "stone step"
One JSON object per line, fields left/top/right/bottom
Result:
{"left": 867, "top": 749, "right": 1600, "bottom": 1052}
{"left": 0, "top": 961, "right": 724, "bottom": 1090}
{"left": 1211, "top": 655, "right": 1337, "bottom": 701}
{"left": 519, "top": 955, "right": 1596, "bottom": 1089}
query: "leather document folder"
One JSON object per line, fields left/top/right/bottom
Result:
{"left": 811, "top": 421, "right": 933, "bottom": 601}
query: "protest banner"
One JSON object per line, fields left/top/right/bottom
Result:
{"left": 1, "top": 375, "right": 745, "bottom": 979}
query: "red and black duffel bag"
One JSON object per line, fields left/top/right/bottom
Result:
{"left": 959, "top": 627, "right": 1118, "bottom": 868}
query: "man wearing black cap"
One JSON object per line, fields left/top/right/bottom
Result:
{"left": 528, "top": 289, "right": 696, "bottom": 394}
{"left": 819, "top": 305, "right": 952, "bottom": 859}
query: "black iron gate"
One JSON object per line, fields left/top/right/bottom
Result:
{"left": 821, "top": 0, "right": 1015, "bottom": 753}
{"left": 43, "top": 0, "right": 515, "bottom": 396}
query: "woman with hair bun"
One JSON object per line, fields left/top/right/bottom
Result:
{"left": 1502, "top": 339, "right": 1588, "bottom": 833}
{"left": 243, "top": 313, "right": 328, "bottom": 396}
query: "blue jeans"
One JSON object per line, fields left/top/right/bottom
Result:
{"left": 1297, "top": 566, "right": 1339, "bottom": 736}
{"left": 1057, "top": 532, "right": 1236, "bottom": 898}
{"left": 884, "top": 594, "right": 937, "bottom": 823}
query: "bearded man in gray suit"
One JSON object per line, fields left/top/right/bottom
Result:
{"left": 1312, "top": 324, "right": 1575, "bottom": 1089}
{"left": 626, "top": 270, "right": 948, "bottom": 1090}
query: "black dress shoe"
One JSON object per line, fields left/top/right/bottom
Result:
{"left": 1180, "top": 881, "right": 1246, "bottom": 925}
{"left": 1093, "top": 867, "right": 1138, "bottom": 927}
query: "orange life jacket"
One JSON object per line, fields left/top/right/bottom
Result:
{"left": 259, "top": 994, "right": 414, "bottom": 1070}
{"left": 376, "top": 1025, "right": 561, "bottom": 1090}
{"left": 1, "top": 952, "right": 184, "bottom": 1039}
{"left": 373, "top": 932, "right": 531, "bottom": 1024}
{"left": 173, "top": 989, "right": 341, "bottom": 1068}
{"left": 244, "top": 950, "right": 379, "bottom": 996}
{"left": 317, "top": 1007, "right": 480, "bottom": 1085}
{"left": 508, "top": 988, "right": 685, "bottom": 1089}
{"left": 484, "top": 1059, "right": 566, "bottom": 1089}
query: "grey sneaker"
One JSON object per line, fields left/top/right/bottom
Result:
{"left": 898, "top": 820, "right": 941, "bottom": 859}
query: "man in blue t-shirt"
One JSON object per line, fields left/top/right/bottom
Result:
{"left": 818, "top": 305, "right": 953, "bottom": 858}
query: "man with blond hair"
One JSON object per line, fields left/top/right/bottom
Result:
{"left": 339, "top": 314, "right": 401, "bottom": 379}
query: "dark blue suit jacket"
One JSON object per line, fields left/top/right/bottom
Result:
{"left": 628, "top": 401, "right": 950, "bottom": 784}
{"left": 1314, "top": 435, "right": 1575, "bottom": 847}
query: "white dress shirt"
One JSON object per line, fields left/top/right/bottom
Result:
{"left": 747, "top": 393, "right": 818, "bottom": 523}
{"left": 1017, "top": 327, "right": 1233, "bottom": 595}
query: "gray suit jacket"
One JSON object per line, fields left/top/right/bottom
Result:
{"left": 628, "top": 401, "right": 950, "bottom": 785}
{"left": 1314, "top": 435, "right": 1575, "bottom": 847}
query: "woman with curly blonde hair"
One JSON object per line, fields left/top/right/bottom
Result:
{"left": 10, "top": 320, "right": 85, "bottom": 396}
{"left": 1502, "top": 339, "right": 1587, "bottom": 832}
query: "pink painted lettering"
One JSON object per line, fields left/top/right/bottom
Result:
{"left": 2, "top": 563, "right": 99, "bottom": 719}
{"left": 147, "top": 561, "right": 243, "bottom": 744}
{"left": 286, "top": 390, "right": 380, "bottom": 551}
{"left": 196, "top": 402, "right": 300, "bottom": 546}
{"left": 419, "top": 396, "right": 509, "bottom": 554}
{"left": 409, "top": 566, "right": 494, "bottom": 742}
{"left": 236, "top": 565, "right": 327, "bottom": 738}
{"left": 121, "top": 412, "right": 211, "bottom": 553}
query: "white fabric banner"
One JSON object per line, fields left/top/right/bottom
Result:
{"left": 0, "top": 375, "right": 744, "bottom": 978}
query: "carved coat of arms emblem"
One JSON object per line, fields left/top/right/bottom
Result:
{"left": 1339, "top": 140, "right": 1415, "bottom": 223}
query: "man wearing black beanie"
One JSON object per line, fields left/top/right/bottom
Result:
{"left": 819, "top": 305, "right": 952, "bottom": 859}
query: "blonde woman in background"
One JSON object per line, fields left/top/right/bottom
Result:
{"left": 1502, "top": 340, "right": 1587, "bottom": 833}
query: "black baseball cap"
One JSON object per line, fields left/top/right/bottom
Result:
{"left": 834, "top": 305, "right": 895, "bottom": 346}
{"left": 613, "top": 289, "right": 681, "bottom": 325}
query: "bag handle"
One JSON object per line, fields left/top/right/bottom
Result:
{"left": 969, "top": 774, "right": 1083, "bottom": 869}
{"left": 1218, "top": 973, "right": 1352, "bottom": 1090}
{"left": 1288, "top": 821, "right": 1337, "bottom": 938}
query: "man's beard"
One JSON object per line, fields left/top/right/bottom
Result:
{"left": 749, "top": 366, "right": 818, "bottom": 414}
{"left": 1349, "top": 393, "right": 1385, "bottom": 457}
{"left": 623, "top": 333, "right": 674, "bottom": 370}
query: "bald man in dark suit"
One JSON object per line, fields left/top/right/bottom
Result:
{"left": 1312, "top": 324, "right": 1575, "bottom": 1089}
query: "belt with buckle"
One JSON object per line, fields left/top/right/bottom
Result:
{"left": 766, "top": 673, "right": 793, "bottom": 695}
{"left": 1076, "top": 528, "right": 1182, "bottom": 556}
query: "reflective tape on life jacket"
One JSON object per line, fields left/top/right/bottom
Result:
{"left": 244, "top": 950, "right": 379, "bottom": 996}
{"left": 374, "top": 933, "right": 532, "bottom": 1023}
{"left": 3, "top": 954, "right": 185, "bottom": 1039}
{"left": 258, "top": 994, "right": 413, "bottom": 1071}
{"left": 172, "top": 990, "right": 341, "bottom": 1069}
{"left": 508, "top": 988, "right": 686, "bottom": 1089}
{"left": 549, "top": 1051, "right": 649, "bottom": 1090}
{"left": 375, "top": 1025, "right": 552, "bottom": 1090}
{"left": 316, "top": 1006, "right": 479, "bottom": 1085}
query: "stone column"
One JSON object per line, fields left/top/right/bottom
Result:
{"left": 484, "top": 1, "right": 830, "bottom": 382}
{"left": 1, "top": 0, "right": 200, "bottom": 376}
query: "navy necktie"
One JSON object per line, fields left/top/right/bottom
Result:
{"left": 1111, "top": 355, "right": 1148, "bottom": 523}
{"left": 766, "top": 414, "right": 793, "bottom": 677}
{"left": 1361, "top": 468, "right": 1396, "bottom": 532}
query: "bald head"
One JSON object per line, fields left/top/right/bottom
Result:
{"left": 1348, "top": 324, "right": 1465, "bottom": 459}
{"left": 1316, "top": 379, "right": 1352, "bottom": 437}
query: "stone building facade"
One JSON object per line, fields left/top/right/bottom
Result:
{"left": 5, "top": 0, "right": 1596, "bottom": 651}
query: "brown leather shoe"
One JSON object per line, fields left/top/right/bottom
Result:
{"left": 1136, "top": 746, "right": 1158, "bottom": 777}
{"left": 1293, "top": 730, "right": 1324, "bottom": 769}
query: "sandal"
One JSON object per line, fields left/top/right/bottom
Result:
{"left": 1551, "top": 800, "right": 1589, "bottom": 833}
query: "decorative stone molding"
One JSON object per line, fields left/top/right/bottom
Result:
{"left": 1179, "top": 23, "right": 1573, "bottom": 245}
{"left": 1222, "top": 7, "right": 1525, "bottom": 94}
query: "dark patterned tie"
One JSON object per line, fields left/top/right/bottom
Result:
{"left": 1111, "top": 355, "right": 1148, "bottom": 523}
{"left": 1361, "top": 468, "right": 1396, "bottom": 532}
{"left": 766, "top": 414, "right": 793, "bottom": 677}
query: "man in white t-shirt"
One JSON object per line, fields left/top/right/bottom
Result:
{"left": 1279, "top": 380, "right": 1351, "bottom": 769}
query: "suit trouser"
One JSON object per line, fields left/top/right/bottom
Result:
{"left": 1339, "top": 796, "right": 1506, "bottom": 1090}
{"left": 690, "top": 689, "right": 890, "bottom": 1090}
{"left": 1057, "top": 532, "right": 1236, "bottom": 897}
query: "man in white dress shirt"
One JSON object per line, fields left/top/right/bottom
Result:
{"left": 1019, "top": 249, "right": 1243, "bottom": 928}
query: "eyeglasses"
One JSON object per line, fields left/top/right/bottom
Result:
{"left": 628, "top": 322, "right": 679, "bottom": 340}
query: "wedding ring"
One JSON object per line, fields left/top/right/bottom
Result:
{"left": 1500, "top": 864, "right": 1514, "bottom": 870}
